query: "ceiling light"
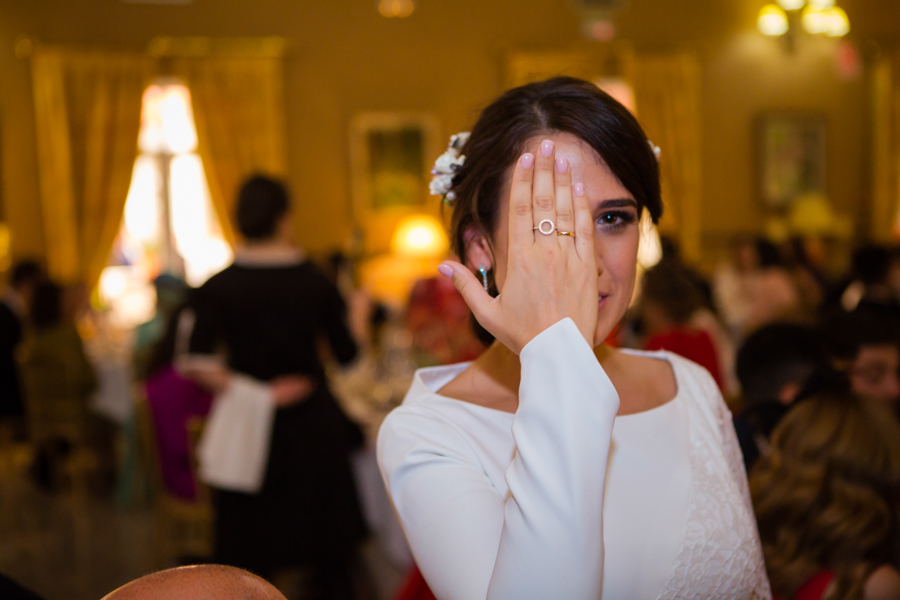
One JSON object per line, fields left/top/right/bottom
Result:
{"left": 823, "top": 7, "right": 850, "bottom": 36}
{"left": 807, "top": 0, "right": 835, "bottom": 8}
{"left": 758, "top": 5, "right": 789, "bottom": 36}
{"left": 379, "top": 0, "right": 414, "bottom": 18}
{"left": 801, "top": 6, "right": 829, "bottom": 34}
{"left": 776, "top": 0, "right": 806, "bottom": 11}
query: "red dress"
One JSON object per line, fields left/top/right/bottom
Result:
{"left": 645, "top": 328, "right": 725, "bottom": 392}
{"left": 773, "top": 571, "right": 834, "bottom": 600}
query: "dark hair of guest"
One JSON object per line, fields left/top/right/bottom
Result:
{"left": 640, "top": 262, "right": 704, "bottom": 325}
{"left": 236, "top": 175, "right": 290, "bottom": 240}
{"left": 446, "top": 76, "right": 662, "bottom": 266}
{"left": 31, "top": 281, "right": 62, "bottom": 330}
{"left": 11, "top": 260, "right": 43, "bottom": 288}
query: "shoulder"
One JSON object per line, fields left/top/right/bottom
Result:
{"left": 377, "top": 401, "right": 482, "bottom": 481}
{"left": 865, "top": 565, "right": 900, "bottom": 600}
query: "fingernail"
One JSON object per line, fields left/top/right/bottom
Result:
{"left": 521, "top": 153, "right": 534, "bottom": 169}
{"left": 540, "top": 140, "right": 554, "bottom": 156}
{"left": 573, "top": 183, "right": 584, "bottom": 196}
{"left": 556, "top": 156, "right": 568, "bottom": 173}
{"left": 437, "top": 263, "right": 454, "bottom": 278}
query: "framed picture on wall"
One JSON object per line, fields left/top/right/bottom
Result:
{"left": 758, "top": 113, "right": 827, "bottom": 208}
{"left": 349, "top": 112, "right": 441, "bottom": 220}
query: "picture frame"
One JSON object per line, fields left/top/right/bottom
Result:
{"left": 349, "top": 112, "right": 441, "bottom": 221}
{"left": 758, "top": 112, "right": 827, "bottom": 208}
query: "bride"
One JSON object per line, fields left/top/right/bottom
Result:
{"left": 377, "top": 77, "right": 771, "bottom": 600}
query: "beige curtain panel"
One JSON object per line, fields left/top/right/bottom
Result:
{"left": 31, "top": 47, "right": 153, "bottom": 287}
{"left": 633, "top": 52, "right": 704, "bottom": 263}
{"left": 171, "top": 56, "right": 287, "bottom": 245}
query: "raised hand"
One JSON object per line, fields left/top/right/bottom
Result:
{"left": 439, "top": 140, "right": 599, "bottom": 354}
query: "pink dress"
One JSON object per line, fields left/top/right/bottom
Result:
{"left": 145, "top": 366, "right": 213, "bottom": 500}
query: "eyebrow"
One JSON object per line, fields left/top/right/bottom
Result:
{"left": 596, "top": 198, "right": 639, "bottom": 210}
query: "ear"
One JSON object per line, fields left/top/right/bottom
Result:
{"left": 462, "top": 226, "right": 494, "bottom": 274}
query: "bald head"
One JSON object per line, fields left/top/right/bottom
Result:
{"left": 102, "top": 565, "right": 287, "bottom": 600}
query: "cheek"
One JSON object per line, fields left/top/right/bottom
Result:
{"left": 594, "top": 230, "right": 639, "bottom": 293}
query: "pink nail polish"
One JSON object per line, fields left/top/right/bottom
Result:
{"left": 521, "top": 153, "right": 535, "bottom": 169}
{"left": 540, "top": 140, "right": 554, "bottom": 156}
{"left": 556, "top": 156, "right": 568, "bottom": 173}
{"left": 437, "top": 263, "right": 454, "bottom": 278}
{"left": 573, "top": 183, "right": 584, "bottom": 196}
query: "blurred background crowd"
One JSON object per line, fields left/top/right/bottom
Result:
{"left": 2, "top": 0, "right": 900, "bottom": 599}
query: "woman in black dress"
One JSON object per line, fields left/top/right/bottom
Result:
{"left": 184, "top": 176, "right": 367, "bottom": 598}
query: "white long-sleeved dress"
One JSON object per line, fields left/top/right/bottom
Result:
{"left": 377, "top": 319, "right": 771, "bottom": 600}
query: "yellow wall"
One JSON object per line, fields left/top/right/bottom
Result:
{"left": 1, "top": 0, "right": 898, "bottom": 266}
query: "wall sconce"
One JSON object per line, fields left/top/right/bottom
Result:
{"left": 758, "top": 0, "right": 849, "bottom": 45}
{"left": 379, "top": 0, "right": 414, "bottom": 18}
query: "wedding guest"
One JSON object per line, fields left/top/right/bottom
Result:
{"left": 639, "top": 261, "right": 725, "bottom": 391}
{"left": 732, "top": 322, "right": 827, "bottom": 470}
{"left": 181, "top": 175, "right": 367, "bottom": 598}
{"left": 20, "top": 281, "right": 97, "bottom": 490}
{"left": 144, "top": 299, "right": 212, "bottom": 501}
{"left": 751, "top": 389, "right": 900, "bottom": 600}
{"left": 822, "top": 309, "right": 900, "bottom": 409}
{"left": 379, "top": 77, "right": 770, "bottom": 599}
{"left": 0, "top": 261, "right": 43, "bottom": 422}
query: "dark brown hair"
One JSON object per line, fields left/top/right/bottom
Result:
{"left": 750, "top": 393, "right": 900, "bottom": 599}
{"left": 448, "top": 76, "right": 662, "bottom": 265}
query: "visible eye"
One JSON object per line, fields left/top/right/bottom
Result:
{"left": 595, "top": 211, "right": 637, "bottom": 231}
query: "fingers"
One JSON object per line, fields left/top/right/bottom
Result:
{"left": 554, "top": 155, "right": 574, "bottom": 244}
{"left": 532, "top": 140, "right": 557, "bottom": 245}
{"left": 572, "top": 182, "right": 595, "bottom": 263}
{"left": 438, "top": 260, "right": 496, "bottom": 332}
{"left": 508, "top": 153, "right": 536, "bottom": 250}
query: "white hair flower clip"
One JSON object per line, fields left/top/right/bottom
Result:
{"left": 649, "top": 140, "right": 661, "bottom": 162}
{"left": 430, "top": 132, "right": 470, "bottom": 205}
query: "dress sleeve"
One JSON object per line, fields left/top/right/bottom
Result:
{"left": 378, "top": 318, "right": 619, "bottom": 600}
{"left": 317, "top": 275, "right": 358, "bottom": 366}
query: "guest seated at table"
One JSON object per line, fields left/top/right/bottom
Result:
{"left": 20, "top": 281, "right": 97, "bottom": 490}
{"left": 732, "top": 322, "right": 826, "bottom": 471}
{"left": 133, "top": 274, "right": 188, "bottom": 381}
{"left": 102, "top": 565, "right": 287, "bottom": 600}
{"left": 750, "top": 385, "right": 900, "bottom": 600}
{"left": 144, "top": 298, "right": 212, "bottom": 501}
{"left": 1, "top": 260, "right": 44, "bottom": 425}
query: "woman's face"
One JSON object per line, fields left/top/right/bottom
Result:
{"left": 468, "top": 132, "right": 641, "bottom": 347}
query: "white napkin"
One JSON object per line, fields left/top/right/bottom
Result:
{"left": 197, "top": 374, "right": 275, "bottom": 494}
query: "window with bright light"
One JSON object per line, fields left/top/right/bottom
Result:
{"left": 100, "top": 80, "right": 233, "bottom": 329}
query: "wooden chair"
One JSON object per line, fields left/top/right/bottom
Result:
{"left": 135, "top": 388, "right": 213, "bottom": 568}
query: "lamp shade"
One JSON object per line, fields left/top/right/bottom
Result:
{"left": 391, "top": 215, "right": 449, "bottom": 258}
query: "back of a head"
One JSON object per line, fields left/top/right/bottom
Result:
{"left": 736, "top": 323, "right": 826, "bottom": 407}
{"left": 30, "top": 282, "right": 62, "bottom": 330}
{"left": 236, "top": 175, "right": 290, "bottom": 241}
{"left": 750, "top": 393, "right": 900, "bottom": 598}
{"left": 11, "top": 260, "right": 43, "bottom": 289}
{"left": 822, "top": 308, "right": 900, "bottom": 362}
{"left": 103, "top": 565, "right": 287, "bottom": 600}
{"left": 755, "top": 238, "right": 784, "bottom": 269}
{"left": 640, "top": 262, "right": 703, "bottom": 325}
{"left": 852, "top": 245, "right": 892, "bottom": 286}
